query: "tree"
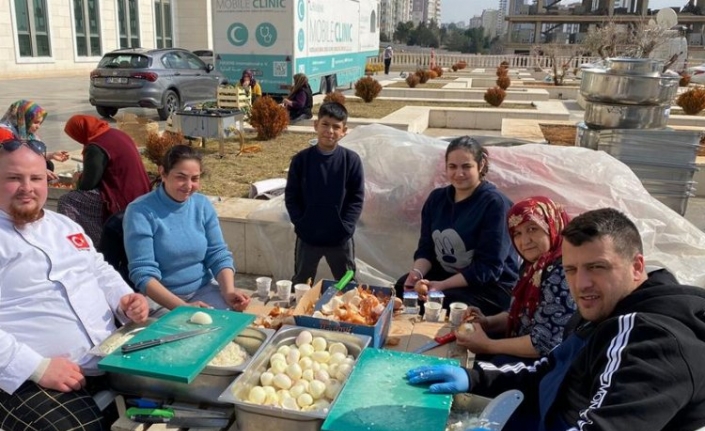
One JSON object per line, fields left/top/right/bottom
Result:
{"left": 581, "top": 18, "right": 671, "bottom": 60}
{"left": 532, "top": 43, "right": 584, "bottom": 86}
{"left": 380, "top": 32, "right": 391, "bottom": 43}
{"left": 394, "top": 21, "right": 414, "bottom": 44}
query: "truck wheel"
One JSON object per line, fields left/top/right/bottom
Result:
{"left": 96, "top": 106, "right": 118, "bottom": 118}
{"left": 157, "top": 90, "right": 180, "bottom": 121}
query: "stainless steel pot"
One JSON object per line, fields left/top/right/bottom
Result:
{"left": 580, "top": 69, "right": 679, "bottom": 105}
{"left": 575, "top": 122, "right": 600, "bottom": 149}
{"left": 584, "top": 101, "right": 670, "bottom": 129}
{"left": 605, "top": 58, "right": 664, "bottom": 76}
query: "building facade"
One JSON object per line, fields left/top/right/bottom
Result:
{"left": 0, "top": 0, "right": 211, "bottom": 78}
{"left": 380, "top": 0, "right": 412, "bottom": 39}
{"left": 411, "top": 0, "right": 440, "bottom": 26}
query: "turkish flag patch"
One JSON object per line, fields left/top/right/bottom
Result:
{"left": 67, "top": 233, "right": 90, "bottom": 250}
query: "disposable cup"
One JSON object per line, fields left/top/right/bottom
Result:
{"left": 294, "top": 283, "right": 311, "bottom": 303}
{"left": 255, "top": 276, "right": 272, "bottom": 297}
{"left": 449, "top": 302, "right": 468, "bottom": 327}
{"left": 424, "top": 301, "right": 443, "bottom": 322}
{"left": 276, "top": 280, "right": 293, "bottom": 301}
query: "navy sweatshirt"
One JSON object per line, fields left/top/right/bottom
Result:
{"left": 414, "top": 181, "right": 519, "bottom": 310}
{"left": 284, "top": 144, "right": 364, "bottom": 246}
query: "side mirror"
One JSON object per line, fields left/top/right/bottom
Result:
{"left": 206, "top": 63, "right": 214, "bottom": 72}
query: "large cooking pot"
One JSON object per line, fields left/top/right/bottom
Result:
{"left": 605, "top": 58, "right": 664, "bottom": 76}
{"left": 575, "top": 122, "right": 600, "bottom": 149}
{"left": 584, "top": 101, "right": 670, "bottom": 129}
{"left": 580, "top": 69, "right": 679, "bottom": 105}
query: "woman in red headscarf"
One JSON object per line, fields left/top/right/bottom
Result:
{"left": 58, "top": 115, "right": 151, "bottom": 245}
{"left": 456, "top": 196, "right": 576, "bottom": 364}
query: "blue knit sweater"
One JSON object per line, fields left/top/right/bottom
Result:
{"left": 123, "top": 185, "right": 234, "bottom": 295}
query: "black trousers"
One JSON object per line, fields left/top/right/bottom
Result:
{"left": 293, "top": 237, "right": 355, "bottom": 285}
{"left": 0, "top": 375, "right": 116, "bottom": 431}
{"left": 384, "top": 58, "right": 392, "bottom": 74}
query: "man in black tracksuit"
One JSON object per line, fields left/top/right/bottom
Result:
{"left": 407, "top": 208, "right": 705, "bottom": 431}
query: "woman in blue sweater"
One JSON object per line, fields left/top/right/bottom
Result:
{"left": 123, "top": 145, "right": 250, "bottom": 315}
{"left": 398, "top": 136, "right": 519, "bottom": 316}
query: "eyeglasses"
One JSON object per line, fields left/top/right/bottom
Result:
{"left": 0, "top": 139, "right": 47, "bottom": 158}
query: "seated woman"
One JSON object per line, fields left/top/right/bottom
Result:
{"left": 124, "top": 145, "right": 251, "bottom": 315}
{"left": 282, "top": 73, "right": 313, "bottom": 123}
{"left": 456, "top": 196, "right": 576, "bottom": 364}
{"left": 397, "top": 136, "right": 519, "bottom": 316}
{"left": 0, "top": 99, "right": 68, "bottom": 180}
{"left": 58, "top": 115, "right": 151, "bottom": 245}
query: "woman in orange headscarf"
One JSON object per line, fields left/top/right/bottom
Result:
{"left": 58, "top": 115, "right": 151, "bottom": 244}
{"left": 456, "top": 196, "right": 576, "bottom": 365}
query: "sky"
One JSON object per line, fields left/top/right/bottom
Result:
{"left": 441, "top": 0, "right": 681, "bottom": 23}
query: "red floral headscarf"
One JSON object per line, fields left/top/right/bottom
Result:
{"left": 506, "top": 196, "right": 570, "bottom": 336}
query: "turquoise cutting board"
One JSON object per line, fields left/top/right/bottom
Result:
{"left": 322, "top": 348, "right": 458, "bottom": 431}
{"left": 98, "top": 306, "right": 254, "bottom": 383}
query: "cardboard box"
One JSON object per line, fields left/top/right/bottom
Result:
{"left": 293, "top": 280, "right": 394, "bottom": 348}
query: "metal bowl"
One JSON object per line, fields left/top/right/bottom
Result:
{"left": 605, "top": 58, "right": 664, "bottom": 76}
{"left": 584, "top": 101, "right": 670, "bottom": 129}
{"left": 107, "top": 326, "right": 276, "bottom": 405}
{"left": 220, "top": 325, "right": 372, "bottom": 431}
{"left": 580, "top": 69, "right": 679, "bottom": 105}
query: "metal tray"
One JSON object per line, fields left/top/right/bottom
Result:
{"left": 219, "top": 325, "right": 371, "bottom": 431}
{"left": 107, "top": 326, "right": 275, "bottom": 404}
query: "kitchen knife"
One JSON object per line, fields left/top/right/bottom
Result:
{"left": 469, "top": 389, "right": 524, "bottom": 431}
{"left": 121, "top": 326, "right": 221, "bottom": 354}
{"left": 131, "top": 415, "right": 230, "bottom": 428}
{"left": 413, "top": 332, "right": 457, "bottom": 354}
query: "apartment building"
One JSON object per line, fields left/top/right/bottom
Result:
{"left": 380, "top": 0, "right": 412, "bottom": 38}
{"left": 411, "top": 0, "right": 441, "bottom": 26}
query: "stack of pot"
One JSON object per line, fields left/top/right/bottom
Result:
{"left": 576, "top": 57, "right": 700, "bottom": 215}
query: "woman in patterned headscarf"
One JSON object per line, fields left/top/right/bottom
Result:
{"left": 456, "top": 196, "right": 576, "bottom": 364}
{"left": 0, "top": 99, "right": 69, "bottom": 179}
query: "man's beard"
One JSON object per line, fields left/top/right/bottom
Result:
{"left": 9, "top": 199, "right": 43, "bottom": 227}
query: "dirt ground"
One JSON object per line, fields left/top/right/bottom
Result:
{"left": 539, "top": 124, "right": 577, "bottom": 146}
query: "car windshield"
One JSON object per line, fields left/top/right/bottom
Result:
{"left": 99, "top": 54, "right": 150, "bottom": 69}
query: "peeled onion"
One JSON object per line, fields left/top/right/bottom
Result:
{"left": 311, "top": 337, "right": 327, "bottom": 352}
{"left": 189, "top": 311, "right": 213, "bottom": 325}
{"left": 297, "top": 393, "right": 314, "bottom": 408}
{"left": 296, "top": 331, "right": 313, "bottom": 347}
{"left": 299, "top": 357, "right": 313, "bottom": 370}
{"left": 329, "top": 352, "right": 346, "bottom": 365}
{"left": 248, "top": 386, "right": 266, "bottom": 404}
{"left": 328, "top": 342, "right": 348, "bottom": 356}
{"left": 458, "top": 322, "right": 476, "bottom": 335}
{"left": 302, "top": 369, "right": 315, "bottom": 381}
{"left": 325, "top": 379, "right": 342, "bottom": 399}
{"left": 270, "top": 353, "right": 286, "bottom": 365}
{"left": 286, "top": 363, "right": 303, "bottom": 380}
{"left": 282, "top": 397, "right": 299, "bottom": 410}
{"left": 270, "top": 359, "right": 287, "bottom": 374}
{"left": 290, "top": 384, "right": 305, "bottom": 398}
{"left": 273, "top": 373, "right": 292, "bottom": 390}
{"left": 277, "top": 345, "right": 291, "bottom": 356}
{"left": 299, "top": 343, "right": 315, "bottom": 357}
{"left": 287, "top": 349, "right": 301, "bottom": 364}
{"left": 311, "top": 351, "right": 330, "bottom": 364}
{"left": 309, "top": 380, "right": 326, "bottom": 399}
{"left": 260, "top": 371, "right": 274, "bottom": 387}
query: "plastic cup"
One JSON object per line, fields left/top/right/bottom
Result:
{"left": 256, "top": 277, "right": 272, "bottom": 298}
{"left": 424, "top": 301, "right": 442, "bottom": 322}
{"left": 276, "top": 280, "right": 293, "bottom": 301}
{"left": 449, "top": 302, "right": 468, "bottom": 327}
{"left": 294, "top": 283, "right": 311, "bottom": 304}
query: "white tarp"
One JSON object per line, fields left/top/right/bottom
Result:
{"left": 250, "top": 124, "right": 705, "bottom": 288}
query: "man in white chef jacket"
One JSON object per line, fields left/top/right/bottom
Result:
{"left": 0, "top": 139, "right": 149, "bottom": 431}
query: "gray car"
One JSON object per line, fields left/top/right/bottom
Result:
{"left": 89, "top": 47, "right": 224, "bottom": 120}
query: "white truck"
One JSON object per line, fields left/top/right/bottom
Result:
{"left": 212, "top": 0, "right": 380, "bottom": 97}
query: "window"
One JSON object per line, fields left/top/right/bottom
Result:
{"left": 155, "top": 0, "right": 173, "bottom": 48}
{"left": 14, "top": 0, "right": 52, "bottom": 57}
{"left": 73, "top": 0, "right": 101, "bottom": 57}
{"left": 117, "top": 0, "right": 140, "bottom": 48}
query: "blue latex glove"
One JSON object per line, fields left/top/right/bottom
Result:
{"left": 406, "top": 364, "right": 470, "bottom": 394}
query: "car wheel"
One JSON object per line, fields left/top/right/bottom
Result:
{"left": 96, "top": 106, "right": 118, "bottom": 118}
{"left": 157, "top": 90, "right": 180, "bottom": 121}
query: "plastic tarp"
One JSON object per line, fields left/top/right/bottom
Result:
{"left": 249, "top": 124, "right": 705, "bottom": 288}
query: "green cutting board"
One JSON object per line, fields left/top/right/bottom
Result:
{"left": 98, "top": 306, "right": 254, "bottom": 383}
{"left": 322, "top": 348, "right": 458, "bottom": 431}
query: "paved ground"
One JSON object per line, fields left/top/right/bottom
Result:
{"left": 1, "top": 75, "right": 703, "bottom": 238}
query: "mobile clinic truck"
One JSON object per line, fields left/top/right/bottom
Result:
{"left": 212, "top": 0, "right": 380, "bottom": 97}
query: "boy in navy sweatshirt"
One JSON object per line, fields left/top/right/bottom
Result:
{"left": 284, "top": 102, "right": 365, "bottom": 285}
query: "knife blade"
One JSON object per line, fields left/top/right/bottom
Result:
{"left": 413, "top": 332, "right": 457, "bottom": 354}
{"left": 131, "top": 415, "right": 230, "bottom": 428}
{"left": 121, "top": 326, "right": 221, "bottom": 354}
